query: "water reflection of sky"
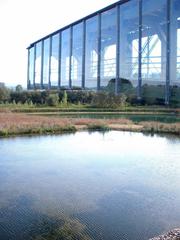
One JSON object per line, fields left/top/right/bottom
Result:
{"left": 0, "top": 131, "right": 180, "bottom": 240}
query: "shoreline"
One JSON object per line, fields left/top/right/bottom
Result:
{"left": 149, "top": 229, "right": 180, "bottom": 240}
{"left": 0, "top": 112, "right": 180, "bottom": 138}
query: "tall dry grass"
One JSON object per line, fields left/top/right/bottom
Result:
{"left": 141, "top": 121, "right": 180, "bottom": 135}
{"left": 0, "top": 112, "right": 179, "bottom": 136}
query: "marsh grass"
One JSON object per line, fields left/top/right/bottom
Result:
{"left": 0, "top": 112, "right": 76, "bottom": 137}
{"left": 141, "top": 121, "right": 180, "bottom": 135}
{"left": 0, "top": 112, "right": 179, "bottom": 137}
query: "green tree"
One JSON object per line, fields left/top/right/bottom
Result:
{"left": 15, "top": 84, "right": 23, "bottom": 92}
{"left": 46, "top": 94, "right": 59, "bottom": 106}
{"left": 0, "top": 86, "right": 10, "bottom": 103}
{"left": 61, "top": 90, "right": 68, "bottom": 106}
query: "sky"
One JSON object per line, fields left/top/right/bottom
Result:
{"left": 0, "top": 0, "right": 118, "bottom": 88}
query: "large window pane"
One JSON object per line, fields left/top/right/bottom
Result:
{"left": 35, "top": 41, "right": 42, "bottom": 88}
{"left": 43, "top": 38, "right": 50, "bottom": 89}
{"left": 170, "top": 0, "right": 180, "bottom": 106}
{"left": 100, "top": 8, "right": 117, "bottom": 91}
{"left": 141, "top": 0, "right": 167, "bottom": 104}
{"left": 50, "top": 34, "right": 59, "bottom": 88}
{"left": 71, "top": 23, "right": 83, "bottom": 88}
{"left": 119, "top": 0, "right": 139, "bottom": 95}
{"left": 28, "top": 47, "right": 34, "bottom": 89}
{"left": 85, "top": 16, "right": 98, "bottom": 89}
{"left": 61, "top": 29, "right": 70, "bottom": 87}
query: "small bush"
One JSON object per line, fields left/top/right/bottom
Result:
{"left": 91, "top": 92, "right": 128, "bottom": 108}
{"left": 46, "top": 94, "right": 59, "bottom": 106}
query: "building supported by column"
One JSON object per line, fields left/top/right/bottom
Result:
{"left": 27, "top": 0, "right": 180, "bottom": 105}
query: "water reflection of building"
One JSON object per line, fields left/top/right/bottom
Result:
{"left": 27, "top": 0, "right": 180, "bottom": 105}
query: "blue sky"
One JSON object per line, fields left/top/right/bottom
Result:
{"left": 0, "top": 0, "right": 117, "bottom": 88}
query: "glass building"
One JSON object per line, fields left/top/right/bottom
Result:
{"left": 27, "top": 0, "right": 180, "bottom": 105}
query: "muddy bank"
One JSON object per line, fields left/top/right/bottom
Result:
{"left": 150, "top": 229, "right": 180, "bottom": 240}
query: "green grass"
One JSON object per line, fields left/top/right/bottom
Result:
{"left": 0, "top": 125, "right": 76, "bottom": 137}
{"left": 1, "top": 103, "right": 179, "bottom": 114}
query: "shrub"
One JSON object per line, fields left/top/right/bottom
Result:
{"left": 15, "top": 85, "right": 23, "bottom": 92}
{"left": 61, "top": 90, "right": 68, "bottom": 106}
{"left": 46, "top": 94, "right": 59, "bottom": 106}
{"left": 0, "top": 86, "right": 10, "bottom": 103}
{"left": 91, "top": 92, "right": 128, "bottom": 108}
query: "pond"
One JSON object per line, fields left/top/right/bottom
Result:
{"left": 0, "top": 131, "right": 180, "bottom": 240}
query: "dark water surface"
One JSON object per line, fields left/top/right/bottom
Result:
{"left": 0, "top": 131, "right": 180, "bottom": 240}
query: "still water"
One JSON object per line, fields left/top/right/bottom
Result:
{"left": 0, "top": 131, "right": 180, "bottom": 240}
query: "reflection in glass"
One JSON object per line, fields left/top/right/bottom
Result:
{"left": 61, "top": 29, "right": 70, "bottom": 87}
{"left": 170, "top": 0, "right": 180, "bottom": 105}
{"left": 71, "top": 23, "right": 83, "bottom": 88}
{"left": 100, "top": 8, "right": 117, "bottom": 90}
{"left": 119, "top": 0, "right": 139, "bottom": 94}
{"left": 141, "top": 0, "right": 167, "bottom": 103}
{"left": 50, "top": 34, "right": 59, "bottom": 88}
{"left": 85, "top": 16, "right": 98, "bottom": 89}
{"left": 28, "top": 47, "right": 34, "bottom": 88}
{"left": 35, "top": 42, "right": 42, "bottom": 88}
{"left": 43, "top": 38, "right": 50, "bottom": 89}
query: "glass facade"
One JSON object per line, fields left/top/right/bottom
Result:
{"left": 28, "top": 0, "right": 180, "bottom": 105}
{"left": 119, "top": 0, "right": 139, "bottom": 95}
{"left": 28, "top": 47, "right": 34, "bottom": 89}
{"left": 141, "top": 0, "right": 167, "bottom": 104}
{"left": 50, "top": 34, "right": 59, "bottom": 88}
{"left": 43, "top": 38, "right": 50, "bottom": 89}
{"left": 71, "top": 23, "right": 83, "bottom": 88}
{"left": 100, "top": 8, "right": 117, "bottom": 91}
{"left": 34, "top": 42, "right": 42, "bottom": 88}
{"left": 61, "top": 28, "right": 70, "bottom": 87}
{"left": 170, "top": 0, "right": 180, "bottom": 105}
{"left": 85, "top": 16, "right": 98, "bottom": 89}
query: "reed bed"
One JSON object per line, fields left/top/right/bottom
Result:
{"left": 0, "top": 112, "right": 179, "bottom": 137}
{"left": 141, "top": 121, "right": 180, "bottom": 135}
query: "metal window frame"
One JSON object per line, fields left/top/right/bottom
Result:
{"left": 41, "top": 41, "right": 44, "bottom": 89}
{"left": 165, "top": 0, "right": 171, "bottom": 105}
{"left": 97, "top": 13, "right": 101, "bottom": 91}
{"left": 115, "top": 4, "right": 120, "bottom": 95}
{"left": 27, "top": 49, "right": 30, "bottom": 89}
{"left": 33, "top": 45, "right": 36, "bottom": 88}
{"left": 48, "top": 36, "right": 52, "bottom": 90}
{"left": 138, "top": 0, "right": 142, "bottom": 99}
{"left": 69, "top": 26, "right": 73, "bottom": 88}
{"left": 27, "top": 0, "right": 130, "bottom": 50}
{"left": 58, "top": 32, "right": 62, "bottom": 89}
{"left": 82, "top": 20, "right": 86, "bottom": 89}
